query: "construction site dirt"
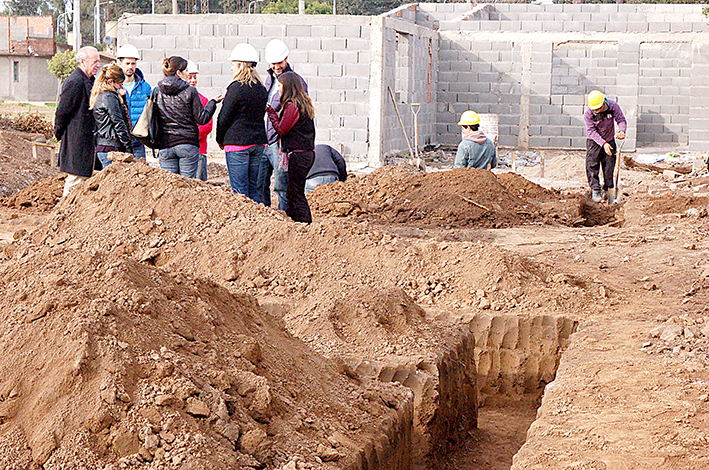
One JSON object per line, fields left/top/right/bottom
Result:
{"left": 1, "top": 127, "right": 709, "bottom": 470}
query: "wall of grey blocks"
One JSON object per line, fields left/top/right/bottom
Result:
{"left": 118, "top": 14, "right": 373, "bottom": 159}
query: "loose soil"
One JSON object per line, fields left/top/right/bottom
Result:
{"left": 1, "top": 126, "right": 709, "bottom": 469}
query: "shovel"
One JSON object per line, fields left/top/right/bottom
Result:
{"left": 608, "top": 138, "right": 625, "bottom": 204}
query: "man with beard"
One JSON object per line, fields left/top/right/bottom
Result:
{"left": 115, "top": 43, "right": 152, "bottom": 160}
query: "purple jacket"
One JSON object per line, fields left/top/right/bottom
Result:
{"left": 584, "top": 98, "right": 627, "bottom": 147}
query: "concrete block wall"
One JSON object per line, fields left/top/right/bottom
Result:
{"left": 117, "top": 14, "right": 373, "bottom": 159}
{"left": 690, "top": 42, "right": 709, "bottom": 152}
{"left": 637, "top": 42, "right": 692, "bottom": 146}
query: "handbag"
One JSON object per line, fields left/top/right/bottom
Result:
{"left": 131, "top": 89, "right": 160, "bottom": 149}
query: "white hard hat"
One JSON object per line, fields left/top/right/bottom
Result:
{"left": 265, "top": 39, "right": 289, "bottom": 64}
{"left": 115, "top": 43, "right": 140, "bottom": 60}
{"left": 229, "top": 43, "right": 259, "bottom": 64}
{"left": 186, "top": 60, "right": 199, "bottom": 74}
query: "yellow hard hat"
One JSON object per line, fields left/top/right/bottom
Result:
{"left": 587, "top": 90, "right": 606, "bottom": 110}
{"left": 458, "top": 110, "right": 481, "bottom": 126}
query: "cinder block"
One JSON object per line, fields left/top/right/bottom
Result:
{"left": 238, "top": 24, "right": 263, "bottom": 37}
{"left": 286, "top": 24, "right": 311, "bottom": 37}
{"left": 344, "top": 63, "right": 369, "bottom": 77}
{"left": 548, "top": 136, "right": 571, "bottom": 147}
{"left": 627, "top": 22, "right": 648, "bottom": 33}
{"left": 262, "top": 25, "right": 287, "bottom": 38}
{"left": 459, "top": 21, "right": 482, "bottom": 32}
{"left": 317, "top": 63, "right": 343, "bottom": 77}
{"left": 308, "top": 50, "right": 333, "bottom": 64}
{"left": 345, "top": 38, "right": 368, "bottom": 51}
{"left": 142, "top": 24, "right": 166, "bottom": 35}
{"left": 649, "top": 22, "right": 671, "bottom": 33}
{"left": 335, "top": 25, "right": 361, "bottom": 38}
{"left": 199, "top": 36, "right": 224, "bottom": 50}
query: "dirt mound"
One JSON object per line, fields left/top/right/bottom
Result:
{"left": 496, "top": 172, "right": 558, "bottom": 202}
{"left": 10, "top": 161, "right": 599, "bottom": 314}
{"left": 0, "top": 245, "right": 410, "bottom": 468}
{"left": 308, "top": 165, "right": 594, "bottom": 228}
{"left": 0, "top": 130, "right": 59, "bottom": 197}
{"left": 644, "top": 193, "right": 709, "bottom": 216}
{"left": 2, "top": 175, "right": 64, "bottom": 211}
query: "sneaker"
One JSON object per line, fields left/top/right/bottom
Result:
{"left": 591, "top": 190, "right": 602, "bottom": 202}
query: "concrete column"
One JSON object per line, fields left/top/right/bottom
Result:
{"left": 518, "top": 41, "right": 532, "bottom": 149}
{"left": 368, "top": 16, "right": 386, "bottom": 167}
{"left": 616, "top": 42, "right": 640, "bottom": 152}
{"left": 689, "top": 40, "right": 709, "bottom": 152}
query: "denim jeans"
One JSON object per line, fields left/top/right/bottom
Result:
{"left": 226, "top": 145, "right": 264, "bottom": 203}
{"left": 132, "top": 140, "right": 146, "bottom": 160}
{"left": 158, "top": 144, "right": 200, "bottom": 178}
{"left": 257, "top": 142, "right": 288, "bottom": 210}
{"left": 305, "top": 174, "right": 338, "bottom": 194}
{"left": 97, "top": 152, "right": 111, "bottom": 169}
{"left": 196, "top": 154, "right": 208, "bottom": 181}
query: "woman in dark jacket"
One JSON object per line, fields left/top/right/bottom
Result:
{"left": 266, "top": 71, "right": 316, "bottom": 224}
{"left": 90, "top": 64, "right": 133, "bottom": 168}
{"left": 216, "top": 43, "right": 268, "bottom": 202}
{"left": 154, "top": 56, "right": 223, "bottom": 178}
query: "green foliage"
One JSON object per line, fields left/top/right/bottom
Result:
{"left": 337, "top": 0, "right": 402, "bottom": 15}
{"left": 3, "top": 0, "right": 54, "bottom": 15}
{"left": 703, "top": 5, "right": 709, "bottom": 17}
{"left": 47, "top": 50, "right": 76, "bottom": 83}
{"left": 262, "top": 0, "right": 332, "bottom": 14}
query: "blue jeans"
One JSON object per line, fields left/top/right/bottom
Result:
{"left": 132, "top": 140, "right": 146, "bottom": 160}
{"left": 97, "top": 152, "right": 111, "bottom": 169}
{"left": 305, "top": 174, "right": 338, "bottom": 194}
{"left": 226, "top": 145, "right": 264, "bottom": 202}
{"left": 158, "top": 144, "right": 200, "bottom": 178}
{"left": 257, "top": 142, "right": 288, "bottom": 210}
{"left": 196, "top": 154, "right": 208, "bottom": 181}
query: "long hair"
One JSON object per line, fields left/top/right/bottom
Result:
{"left": 278, "top": 71, "right": 314, "bottom": 120}
{"left": 89, "top": 64, "right": 125, "bottom": 110}
{"left": 232, "top": 61, "right": 262, "bottom": 86}
{"left": 162, "top": 56, "right": 188, "bottom": 77}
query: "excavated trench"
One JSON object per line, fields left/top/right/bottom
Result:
{"left": 342, "top": 312, "right": 578, "bottom": 470}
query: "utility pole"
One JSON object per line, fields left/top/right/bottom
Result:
{"left": 94, "top": 0, "right": 99, "bottom": 45}
{"left": 172, "top": 0, "right": 178, "bottom": 14}
{"left": 298, "top": 0, "right": 304, "bottom": 14}
{"left": 73, "top": 0, "right": 81, "bottom": 50}
{"left": 333, "top": 0, "right": 336, "bottom": 15}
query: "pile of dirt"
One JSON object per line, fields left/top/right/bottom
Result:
{"left": 2, "top": 175, "right": 64, "bottom": 211}
{"left": 0, "top": 245, "right": 410, "bottom": 469}
{"left": 0, "top": 112, "right": 54, "bottom": 140}
{"left": 644, "top": 193, "right": 709, "bottom": 217}
{"left": 0, "top": 130, "right": 59, "bottom": 197}
{"left": 307, "top": 165, "right": 602, "bottom": 228}
{"left": 9, "top": 161, "right": 601, "bottom": 314}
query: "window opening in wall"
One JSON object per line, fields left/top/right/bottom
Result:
{"left": 395, "top": 31, "right": 411, "bottom": 104}
{"left": 13, "top": 61, "right": 19, "bottom": 82}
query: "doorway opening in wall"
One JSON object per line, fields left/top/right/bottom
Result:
{"left": 395, "top": 31, "right": 411, "bottom": 104}
{"left": 13, "top": 61, "right": 19, "bottom": 82}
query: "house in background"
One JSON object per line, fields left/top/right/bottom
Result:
{"left": 0, "top": 16, "right": 58, "bottom": 102}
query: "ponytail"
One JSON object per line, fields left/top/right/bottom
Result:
{"left": 162, "top": 56, "right": 188, "bottom": 77}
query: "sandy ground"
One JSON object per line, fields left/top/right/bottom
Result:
{"left": 1, "top": 121, "right": 709, "bottom": 469}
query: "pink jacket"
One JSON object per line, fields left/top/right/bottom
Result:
{"left": 198, "top": 93, "right": 213, "bottom": 154}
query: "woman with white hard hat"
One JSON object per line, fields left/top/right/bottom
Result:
{"left": 216, "top": 43, "right": 268, "bottom": 202}
{"left": 186, "top": 60, "right": 212, "bottom": 182}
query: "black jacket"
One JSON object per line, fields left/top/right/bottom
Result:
{"left": 154, "top": 76, "right": 216, "bottom": 149}
{"left": 54, "top": 67, "right": 97, "bottom": 177}
{"left": 216, "top": 80, "right": 268, "bottom": 147}
{"left": 93, "top": 91, "right": 132, "bottom": 153}
{"left": 308, "top": 144, "right": 347, "bottom": 181}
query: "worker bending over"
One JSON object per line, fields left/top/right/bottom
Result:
{"left": 584, "top": 90, "right": 626, "bottom": 202}
{"left": 454, "top": 111, "right": 497, "bottom": 169}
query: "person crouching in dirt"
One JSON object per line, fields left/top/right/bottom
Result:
{"left": 90, "top": 64, "right": 134, "bottom": 169}
{"left": 266, "top": 71, "right": 315, "bottom": 224}
{"left": 305, "top": 144, "right": 347, "bottom": 194}
{"left": 584, "top": 90, "right": 626, "bottom": 203}
{"left": 454, "top": 111, "right": 497, "bottom": 169}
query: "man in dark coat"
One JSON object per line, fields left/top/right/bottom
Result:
{"left": 54, "top": 46, "right": 101, "bottom": 196}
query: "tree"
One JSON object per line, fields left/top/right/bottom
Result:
{"left": 3, "top": 0, "right": 55, "bottom": 15}
{"left": 47, "top": 49, "right": 76, "bottom": 83}
{"left": 337, "top": 0, "right": 402, "bottom": 15}
{"left": 262, "top": 0, "right": 332, "bottom": 14}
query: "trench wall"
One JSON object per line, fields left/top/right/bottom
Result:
{"left": 411, "top": 3, "right": 709, "bottom": 152}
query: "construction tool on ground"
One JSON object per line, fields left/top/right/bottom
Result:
{"left": 387, "top": 86, "right": 416, "bottom": 161}
{"left": 608, "top": 138, "right": 625, "bottom": 204}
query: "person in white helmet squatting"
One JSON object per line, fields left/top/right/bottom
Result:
{"left": 584, "top": 90, "right": 626, "bottom": 202}
{"left": 115, "top": 44, "right": 152, "bottom": 160}
{"left": 257, "top": 39, "right": 308, "bottom": 212}
{"left": 185, "top": 60, "right": 213, "bottom": 182}
{"left": 454, "top": 110, "right": 497, "bottom": 169}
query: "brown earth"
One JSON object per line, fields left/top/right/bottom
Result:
{"left": 0, "top": 129, "right": 59, "bottom": 197}
{"left": 1, "top": 125, "right": 709, "bottom": 469}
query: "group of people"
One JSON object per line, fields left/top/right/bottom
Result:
{"left": 54, "top": 40, "right": 345, "bottom": 224}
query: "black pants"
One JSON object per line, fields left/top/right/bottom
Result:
{"left": 586, "top": 139, "right": 617, "bottom": 191}
{"left": 286, "top": 150, "right": 315, "bottom": 224}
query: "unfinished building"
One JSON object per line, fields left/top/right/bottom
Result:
{"left": 117, "top": 3, "right": 709, "bottom": 166}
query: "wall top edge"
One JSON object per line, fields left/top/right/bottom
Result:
{"left": 118, "top": 13, "right": 372, "bottom": 27}
{"left": 438, "top": 30, "right": 709, "bottom": 43}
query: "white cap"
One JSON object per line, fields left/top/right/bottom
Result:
{"left": 186, "top": 60, "right": 199, "bottom": 74}
{"left": 229, "top": 43, "right": 259, "bottom": 63}
{"left": 265, "top": 39, "right": 289, "bottom": 64}
{"left": 115, "top": 43, "right": 140, "bottom": 60}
